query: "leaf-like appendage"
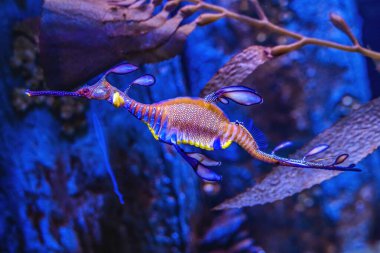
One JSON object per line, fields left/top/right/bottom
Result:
{"left": 131, "top": 74, "right": 156, "bottom": 86}
{"left": 303, "top": 144, "right": 329, "bottom": 160}
{"left": 272, "top": 141, "right": 293, "bottom": 155}
{"left": 200, "top": 46, "right": 273, "bottom": 97}
{"left": 211, "top": 86, "right": 263, "bottom": 106}
{"left": 214, "top": 97, "right": 380, "bottom": 210}
{"left": 333, "top": 154, "right": 349, "bottom": 165}
{"left": 106, "top": 63, "right": 138, "bottom": 75}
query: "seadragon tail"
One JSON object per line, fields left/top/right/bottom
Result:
{"left": 230, "top": 123, "right": 360, "bottom": 172}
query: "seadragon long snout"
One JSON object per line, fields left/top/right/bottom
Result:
{"left": 230, "top": 123, "right": 360, "bottom": 172}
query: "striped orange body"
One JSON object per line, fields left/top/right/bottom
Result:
{"left": 126, "top": 97, "right": 237, "bottom": 150}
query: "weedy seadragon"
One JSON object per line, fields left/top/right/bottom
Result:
{"left": 26, "top": 63, "right": 360, "bottom": 182}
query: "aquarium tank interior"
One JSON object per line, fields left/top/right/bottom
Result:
{"left": 1, "top": 0, "right": 380, "bottom": 252}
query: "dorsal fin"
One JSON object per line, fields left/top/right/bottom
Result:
{"left": 205, "top": 86, "right": 263, "bottom": 106}
{"left": 246, "top": 120, "right": 268, "bottom": 150}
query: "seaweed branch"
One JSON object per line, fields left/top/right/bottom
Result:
{"left": 181, "top": 0, "right": 380, "bottom": 60}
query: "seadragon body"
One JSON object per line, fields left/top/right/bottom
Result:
{"left": 129, "top": 97, "right": 270, "bottom": 160}
{"left": 132, "top": 97, "right": 232, "bottom": 150}
{"left": 26, "top": 63, "right": 359, "bottom": 181}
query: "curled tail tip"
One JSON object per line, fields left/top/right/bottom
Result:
{"left": 323, "top": 159, "right": 361, "bottom": 172}
{"left": 346, "top": 164, "right": 361, "bottom": 172}
{"left": 328, "top": 165, "right": 361, "bottom": 172}
{"left": 310, "top": 163, "right": 361, "bottom": 172}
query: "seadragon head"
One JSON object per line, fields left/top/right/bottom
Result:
{"left": 25, "top": 63, "right": 155, "bottom": 108}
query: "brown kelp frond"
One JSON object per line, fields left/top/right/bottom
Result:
{"left": 200, "top": 46, "right": 273, "bottom": 97}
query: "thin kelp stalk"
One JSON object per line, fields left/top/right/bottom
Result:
{"left": 91, "top": 107, "right": 124, "bottom": 204}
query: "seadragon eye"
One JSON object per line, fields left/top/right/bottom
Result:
{"left": 78, "top": 87, "right": 91, "bottom": 96}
